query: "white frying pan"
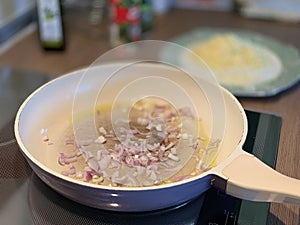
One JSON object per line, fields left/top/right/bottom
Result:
{"left": 14, "top": 63, "right": 300, "bottom": 212}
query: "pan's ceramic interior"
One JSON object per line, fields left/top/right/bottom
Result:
{"left": 15, "top": 63, "right": 246, "bottom": 211}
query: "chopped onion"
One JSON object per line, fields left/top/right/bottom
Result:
{"left": 55, "top": 101, "right": 211, "bottom": 187}
{"left": 99, "top": 126, "right": 107, "bottom": 135}
{"left": 168, "top": 153, "right": 180, "bottom": 162}
{"left": 95, "top": 135, "right": 106, "bottom": 144}
{"left": 58, "top": 153, "right": 77, "bottom": 165}
{"left": 61, "top": 166, "right": 76, "bottom": 176}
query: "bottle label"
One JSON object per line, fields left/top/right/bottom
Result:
{"left": 37, "top": 0, "right": 63, "bottom": 43}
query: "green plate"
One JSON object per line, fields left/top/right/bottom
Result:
{"left": 167, "top": 28, "right": 300, "bottom": 97}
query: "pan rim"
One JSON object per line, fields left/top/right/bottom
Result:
{"left": 14, "top": 64, "right": 248, "bottom": 192}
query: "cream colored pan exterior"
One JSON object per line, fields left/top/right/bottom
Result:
{"left": 15, "top": 63, "right": 300, "bottom": 212}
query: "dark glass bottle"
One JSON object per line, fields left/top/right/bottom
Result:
{"left": 36, "top": 0, "right": 65, "bottom": 51}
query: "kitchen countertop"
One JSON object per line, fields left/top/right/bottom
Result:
{"left": 0, "top": 7, "right": 299, "bottom": 225}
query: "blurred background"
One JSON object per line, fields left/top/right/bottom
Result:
{"left": 1, "top": 0, "right": 300, "bottom": 76}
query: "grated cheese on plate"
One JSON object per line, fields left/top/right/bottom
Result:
{"left": 185, "top": 34, "right": 282, "bottom": 87}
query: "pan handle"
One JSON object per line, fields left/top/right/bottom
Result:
{"left": 221, "top": 152, "right": 300, "bottom": 204}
